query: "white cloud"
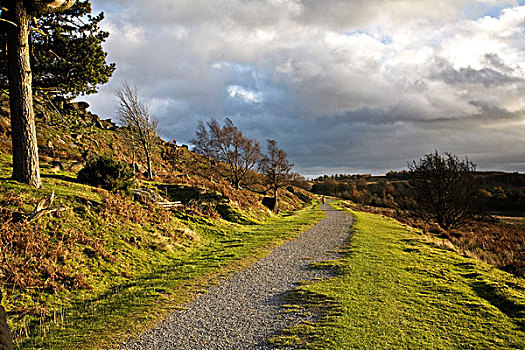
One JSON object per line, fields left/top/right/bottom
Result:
{"left": 227, "top": 85, "right": 263, "bottom": 104}
{"left": 86, "top": 0, "right": 525, "bottom": 174}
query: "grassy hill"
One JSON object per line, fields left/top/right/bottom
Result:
{"left": 0, "top": 94, "right": 319, "bottom": 349}
{"left": 3, "top": 94, "right": 523, "bottom": 349}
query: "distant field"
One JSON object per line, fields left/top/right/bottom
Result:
{"left": 273, "top": 205, "right": 525, "bottom": 349}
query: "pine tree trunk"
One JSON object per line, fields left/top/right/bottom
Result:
{"left": 6, "top": 1, "right": 41, "bottom": 187}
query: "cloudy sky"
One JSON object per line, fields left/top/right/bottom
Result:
{"left": 84, "top": 0, "right": 525, "bottom": 177}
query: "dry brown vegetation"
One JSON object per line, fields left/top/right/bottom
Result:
{"left": 0, "top": 203, "right": 91, "bottom": 295}
{"left": 314, "top": 160, "right": 524, "bottom": 278}
{"left": 0, "top": 94, "right": 314, "bottom": 311}
{"left": 0, "top": 186, "right": 203, "bottom": 299}
{"left": 447, "top": 221, "right": 525, "bottom": 276}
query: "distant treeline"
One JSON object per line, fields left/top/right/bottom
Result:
{"left": 311, "top": 154, "right": 525, "bottom": 277}
{"left": 311, "top": 171, "right": 525, "bottom": 213}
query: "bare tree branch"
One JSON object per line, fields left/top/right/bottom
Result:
{"left": 191, "top": 118, "right": 261, "bottom": 189}
{"left": 116, "top": 83, "right": 159, "bottom": 179}
{"left": 260, "top": 139, "right": 293, "bottom": 212}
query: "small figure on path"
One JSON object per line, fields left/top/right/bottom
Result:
{"left": 322, "top": 196, "right": 325, "bottom": 205}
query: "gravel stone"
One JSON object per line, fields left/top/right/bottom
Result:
{"left": 119, "top": 204, "right": 352, "bottom": 350}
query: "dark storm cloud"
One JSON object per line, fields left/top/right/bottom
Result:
{"left": 431, "top": 59, "right": 523, "bottom": 87}
{"left": 84, "top": 0, "right": 525, "bottom": 175}
{"left": 483, "top": 53, "right": 517, "bottom": 73}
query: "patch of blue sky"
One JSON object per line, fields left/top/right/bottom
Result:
{"left": 345, "top": 29, "right": 393, "bottom": 45}
{"left": 212, "top": 61, "right": 263, "bottom": 90}
{"left": 212, "top": 60, "right": 289, "bottom": 110}
{"left": 463, "top": 2, "right": 522, "bottom": 20}
{"left": 344, "top": 29, "right": 369, "bottom": 36}
{"left": 218, "top": 62, "right": 271, "bottom": 86}
{"left": 380, "top": 36, "right": 393, "bottom": 45}
{"left": 226, "top": 81, "right": 289, "bottom": 107}
{"left": 91, "top": 2, "right": 125, "bottom": 15}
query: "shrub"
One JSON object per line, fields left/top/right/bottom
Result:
{"left": 77, "top": 156, "right": 134, "bottom": 192}
{"left": 408, "top": 151, "right": 480, "bottom": 229}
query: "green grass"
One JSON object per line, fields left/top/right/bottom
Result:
{"left": 0, "top": 152, "right": 324, "bottom": 349}
{"left": 273, "top": 204, "right": 525, "bottom": 349}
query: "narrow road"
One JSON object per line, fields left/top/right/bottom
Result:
{"left": 120, "top": 204, "right": 353, "bottom": 350}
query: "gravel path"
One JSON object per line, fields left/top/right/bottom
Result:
{"left": 120, "top": 203, "right": 353, "bottom": 350}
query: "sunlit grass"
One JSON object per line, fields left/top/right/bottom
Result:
{"left": 273, "top": 205, "right": 525, "bottom": 349}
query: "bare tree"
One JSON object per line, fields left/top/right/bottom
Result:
{"left": 127, "top": 131, "right": 138, "bottom": 172}
{"left": 260, "top": 139, "right": 293, "bottom": 212}
{"left": 2, "top": 0, "right": 76, "bottom": 187}
{"left": 408, "top": 151, "right": 480, "bottom": 229}
{"left": 116, "top": 83, "right": 159, "bottom": 179}
{"left": 191, "top": 118, "right": 261, "bottom": 189}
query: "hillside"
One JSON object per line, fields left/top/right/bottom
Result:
{"left": 0, "top": 92, "right": 313, "bottom": 214}
{"left": 3, "top": 93, "right": 523, "bottom": 349}
{"left": 0, "top": 93, "right": 318, "bottom": 349}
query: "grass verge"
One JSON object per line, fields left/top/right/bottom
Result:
{"left": 272, "top": 204, "right": 525, "bottom": 349}
{"left": 9, "top": 206, "right": 324, "bottom": 350}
